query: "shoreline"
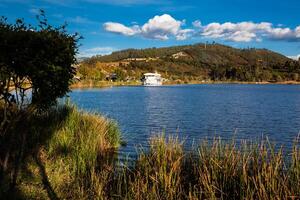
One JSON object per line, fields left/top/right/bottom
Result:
{"left": 70, "top": 80, "right": 300, "bottom": 89}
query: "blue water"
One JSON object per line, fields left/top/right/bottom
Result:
{"left": 69, "top": 84, "right": 300, "bottom": 156}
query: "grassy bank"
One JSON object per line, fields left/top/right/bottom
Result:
{"left": 1, "top": 104, "right": 300, "bottom": 199}
{"left": 0, "top": 103, "right": 121, "bottom": 199}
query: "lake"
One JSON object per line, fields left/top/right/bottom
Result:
{"left": 69, "top": 84, "right": 300, "bottom": 157}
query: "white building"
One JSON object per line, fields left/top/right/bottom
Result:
{"left": 141, "top": 73, "right": 162, "bottom": 86}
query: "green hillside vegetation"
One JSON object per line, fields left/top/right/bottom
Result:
{"left": 79, "top": 43, "right": 300, "bottom": 83}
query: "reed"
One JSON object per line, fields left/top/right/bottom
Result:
{"left": 79, "top": 134, "right": 299, "bottom": 200}
{"left": 44, "top": 103, "right": 121, "bottom": 199}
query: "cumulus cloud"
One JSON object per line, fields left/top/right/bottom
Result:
{"left": 175, "top": 29, "right": 194, "bottom": 40}
{"left": 200, "top": 22, "right": 270, "bottom": 42}
{"left": 141, "top": 14, "right": 184, "bottom": 40}
{"left": 78, "top": 47, "right": 115, "bottom": 57}
{"left": 104, "top": 15, "right": 300, "bottom": 42}
{"left": 192, "top": 20, "right": 202, "bottom": 28}
{"left": 103, "top": 14, "right": 192, "bottom": 40}
{"left": 103, "top": 22, "right": 140, "bottom": 36}
{"left": 296, "top": 26, "right": 300, "bottom": 37}
{"left": 197, "top": 21, "right": 300, "bottom": 42}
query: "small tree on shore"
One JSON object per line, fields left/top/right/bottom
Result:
{"left": 0, "top": 10, "right": 80, "bottom": 128}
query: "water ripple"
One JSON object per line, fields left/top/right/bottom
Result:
{"left": 70, "top": 84, "right": 300, "bottom": 155}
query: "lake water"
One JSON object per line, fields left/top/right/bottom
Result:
{"left": 69, "top": 84, "right": 300, "bottom": 157}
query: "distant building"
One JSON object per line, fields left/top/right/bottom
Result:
{"left": 141, "top": 72, "right": 162, "bottom": 86}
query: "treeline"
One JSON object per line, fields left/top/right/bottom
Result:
{"left": 210, "top": 61, "right": 300, "bottom": 82}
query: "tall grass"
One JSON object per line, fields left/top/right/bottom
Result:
{"left": 101, "top": 135, "right": 299, "bottom": 200}
{"left": 123, "top": 135, "right": 185, "bottom": 199}
{"left": 1, "top": 103, "right": 121, "bottom": 199}
{"left": 44, "top": 103, "right": 121, "bottom": 199}
{"left": 188, "top": 138, "right": 300, "bottom": 199}
{"left": 65, "top": 134, "right": 298, "bottom": 200}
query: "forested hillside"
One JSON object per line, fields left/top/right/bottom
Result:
{"left": 78, "top": 43, "right": 300, "bottom": 82}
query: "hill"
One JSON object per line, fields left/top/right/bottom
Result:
{"left": 78, "top": 43, "right": 300, "bottom": 83}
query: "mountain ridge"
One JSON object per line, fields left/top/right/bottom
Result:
{"left": 79, "top": 43, "right": 300, "bottom": 82}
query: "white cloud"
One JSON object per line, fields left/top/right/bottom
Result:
{"left": 294, "top": 26, "right": 300, "bottom": 38}
{"left": 288, "top": 54, "right": 300, "bottom": 60}
{"left": 175, "top": 29, "right": 194, "bottom": 40}
{"left": 227, "top": 31, "right": 256, "bottom": 42}
{"left": 200, "top": 22, "right": 271, "bottom": 42}
{"left": 192, "top": 20, "right": 202, "bottom": 28}
{"left": 267, "top": 27, "right": 294, "bottom": 40}
{"left": 198, "top": 21, "right": 300, "bottom": 42}
{"left": 78, "top": 47, "right": 115, "bottom": 57}
{"left": 104, "top": 14, "right": 192, "bottom": 40}
{"left": 141, "top": 14, "right": 183, "bottom": 40}
{"left": 103, "top": 22, "right": 140, "bottom": 36}
{"left": 104, "top": 15, "right": 300, "bottom": 42}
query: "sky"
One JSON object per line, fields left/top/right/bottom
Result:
{"left": 1, "top": 0, "right": 300, "bottom": 59}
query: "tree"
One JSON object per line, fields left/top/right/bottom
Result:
{"left": 113, "top": 68, "right": 126, "bottom": 81}
{"left": 0, "top": 11, "right": 80, "bottom": 113}
{"left": 0, "top": 11, "right": 80, "bottom": 192}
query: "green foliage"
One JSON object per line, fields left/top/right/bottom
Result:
{"left": 113, "top": 68, "right": 126, "bottom": 81}
{"left": 0, "top": 11, "right": 80, "bottom": 111}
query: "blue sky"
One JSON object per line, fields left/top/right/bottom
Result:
{"left": 1, "top": 0, "right": 300, "bottom": 59}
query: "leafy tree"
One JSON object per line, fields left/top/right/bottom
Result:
{"left": 0, "top": 10, "right": 80, "bottom": 127}
{"left": 113, "top": 68, "right": 126, "bottom": 81}
{"left": 0, "top": 11, "right": 79, "bottom": 108}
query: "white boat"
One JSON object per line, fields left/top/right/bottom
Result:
{"left": 141, "top": 73, "right": 162, "bottom": 86}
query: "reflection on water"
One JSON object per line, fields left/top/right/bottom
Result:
{"left": 69, "top": 84, "right": 300, "bottom": 157}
